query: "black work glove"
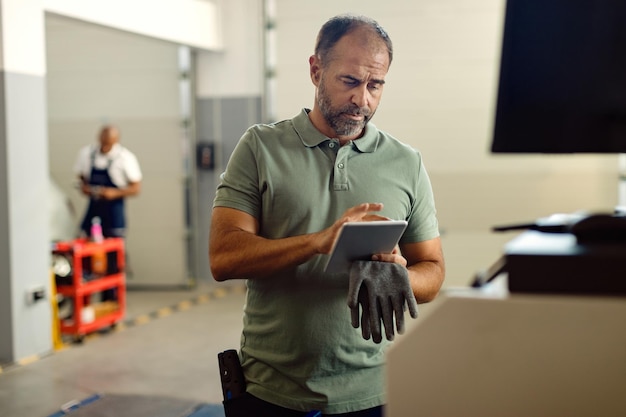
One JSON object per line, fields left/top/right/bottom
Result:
{"left": 347, "top": 260, "right": 418, "bottom": 343}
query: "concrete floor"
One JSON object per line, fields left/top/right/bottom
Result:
{"left": 0, "top": 280, "right": 246, "bottom": 417}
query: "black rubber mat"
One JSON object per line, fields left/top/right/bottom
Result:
{"left": 47, "top": 394, "right": 224, "bottom": 417}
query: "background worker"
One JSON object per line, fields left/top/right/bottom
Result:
{"left": 75, "top": 124, "right": 142, "bottom": 239}
{"left": 74, "top": 125, "right": 142, "bottom": 293}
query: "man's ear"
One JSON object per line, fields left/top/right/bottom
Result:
{"left": 309, "top": 55, "right": 321, "bottom": 86}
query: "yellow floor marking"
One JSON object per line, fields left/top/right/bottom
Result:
{"left": 177, "top": 300, "right": 192, "bottom": 311}
{"left": 133, "top": 315, "right": 151, "bottom": 325}
{"left": 156, "top": 307, "right": 173, "bottom": 318}
{"left": 17, "top": 355, "right": 40, "bottom": 366}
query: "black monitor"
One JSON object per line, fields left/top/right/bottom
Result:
{"left": 491, "top": 0, "right": 626, "bottom": 153}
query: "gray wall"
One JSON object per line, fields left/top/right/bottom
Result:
{"left": 0, "top": 0, "right": 52, "bottom": 363}
{"left": 0, "top": 71, "right": 52, "bottom": 364}
{"left": 194, "top": 96, "right": 263, "bottom": 281}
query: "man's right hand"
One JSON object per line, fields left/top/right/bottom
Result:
{"left": 315, "top": 203, "right": 388, "bottom": 255}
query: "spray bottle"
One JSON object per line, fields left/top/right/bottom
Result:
{"left": 90, "top": 217, "right": 107, "bottom": 276}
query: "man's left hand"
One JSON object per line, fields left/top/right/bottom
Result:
{"left": 371, "top": 246, "right": 407, "bottom": 267}
{"left": 98, "top": 187, "right": 120, "bottom": 200}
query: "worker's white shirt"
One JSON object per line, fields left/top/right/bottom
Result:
{"left": 74, "top": 143, "right": 142, "bottom": 188}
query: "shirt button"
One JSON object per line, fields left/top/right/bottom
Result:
{"left": 338, "top": 163, "right": 344, "bottom": 169}
{"left": 329, "top": 142, "right": 335, "bottom": 148}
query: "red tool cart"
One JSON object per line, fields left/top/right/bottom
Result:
{"left": 52, "top": 237, "right": 126, "bottom": 342}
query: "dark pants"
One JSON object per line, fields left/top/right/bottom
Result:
{"left": 223, "top": 393, "right": 384, "bottom": 417}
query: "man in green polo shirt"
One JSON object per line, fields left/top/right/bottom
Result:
{"left": 209, "top": 13, "right": 445, "bottom": 417}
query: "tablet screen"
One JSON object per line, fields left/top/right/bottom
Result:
{"left": 323, "top": 220, "right": 408, "bottom": 274}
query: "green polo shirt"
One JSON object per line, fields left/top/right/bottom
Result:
{"left": 213, "top": 109, "right": 439, "bottom": 413}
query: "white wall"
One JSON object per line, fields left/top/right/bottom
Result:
{"left": 44, "top": 0, "right": 222, "bottom": 50}
{"left": 273, "top": 0, "right": 619, "bottom": 284}
{"left": 196, "top": 0, "right": 264, "bottom": 98}
{"left": 0, "top": 0, "right": 47, "bottom": 75}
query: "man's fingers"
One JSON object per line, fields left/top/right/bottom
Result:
{"left": 362, "top": 214, "right": 391, "bottom": 222}
{"left": 345, "top": 203, "right": 384, "bottom": 221}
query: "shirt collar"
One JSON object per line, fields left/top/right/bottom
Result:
{"left": 292, "top": 108, "right": 379, "bottom": 153}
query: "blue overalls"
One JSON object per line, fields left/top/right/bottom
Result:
{"left": 80, "top": 148, "right": 126, "bottom": 238}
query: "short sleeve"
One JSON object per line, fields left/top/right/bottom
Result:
{"left": 401, "top": 151, "right": 440, "bottom": 243}
{"left": 73, "top": 146, "right": 92, "bottom": 178}
{"left": 213, "top": 130, "right": 261, "bottom": 219}
{"left": 123, "top": 151, "right": 142, "bottom": 183}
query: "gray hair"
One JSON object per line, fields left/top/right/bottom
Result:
{"left": 314, "top": 14, "right": 393, "bottom": 67}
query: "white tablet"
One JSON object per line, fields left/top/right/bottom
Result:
{"left": 323, "top": 220, "right": 408, "bottom": 274}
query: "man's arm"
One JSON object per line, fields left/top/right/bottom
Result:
{"left": 99, "top": 181, "right": 141, "bottom": 200}
{"left": 403, "top": 238, "right": 445, "bottom": 303}
{"left": 78, "top": 175, "right": 91, "bottom": 196}
{"left": 209, "top": 203, "right": 387, "bottom": 281}
{"left": 209, "top": 207, "right": 320, "bottom": 281}
{"left": 374, "top": 238, "right": 445, "bottom": 303}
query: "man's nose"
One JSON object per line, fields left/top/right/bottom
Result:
{"left": 351, "top": 85, "right": 369, "bottom": 108}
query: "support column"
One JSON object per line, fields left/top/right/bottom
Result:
{"left": 0, "top": 0, "right": 51, "bottom": 363}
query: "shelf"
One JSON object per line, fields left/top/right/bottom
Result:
{"left": 60, "top": 305, "right": 124, "bottom": 335}
{"left": 54, "top": 237, "right": 126, "bottom": 257}
{"left": 56, "top": 273, "right": 125, "bottom": 296}
{"left": 52, "top": 237, "right": 126, "bottom": 341}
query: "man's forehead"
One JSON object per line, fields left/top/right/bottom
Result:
{"left": 330, "top": 53, "right": 389, "bottom": 79}
{"left": 329, "top": 34, "right": 389, "bottom": 70}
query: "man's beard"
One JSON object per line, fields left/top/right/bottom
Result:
{"left": 318, "top": 80, "right": 373, "bottom": 138}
